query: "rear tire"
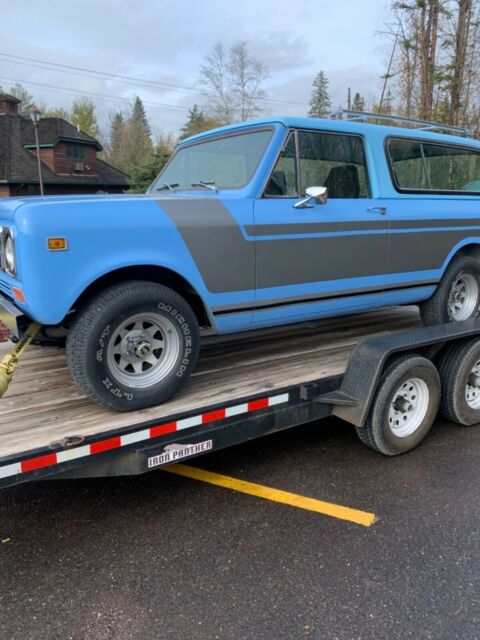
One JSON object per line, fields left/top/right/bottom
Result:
{"left": 420, "top": 255, "right": 480, "bottom": 326}
{"left": 66, "top": 281, "right": 199, "bottom": 411}
{"left": 356, "top": 354, "right": 440, "bottom": 455}
{"left": 438, "top": 337, "right": 480, "bottom": 426}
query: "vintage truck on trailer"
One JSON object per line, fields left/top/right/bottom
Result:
{"left": 1, "top": 111, "right": 480, "bottom": 481}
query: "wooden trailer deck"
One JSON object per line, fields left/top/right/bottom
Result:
{"left": 0, "top": 306, "right": 422, "bottom": 460}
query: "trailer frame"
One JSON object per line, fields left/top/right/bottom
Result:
{"left": 2, "top": 316, "right": 480, "bottom": 490}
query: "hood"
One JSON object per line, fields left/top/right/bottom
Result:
{"left": 0, "top": 191, "right": 215, "bottom": 222}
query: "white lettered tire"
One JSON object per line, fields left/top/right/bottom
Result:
{"left": 66, "top": 281, "right": 199, "bottom": 411}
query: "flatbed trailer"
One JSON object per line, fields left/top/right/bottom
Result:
{"left": 2, "top": 306, "right": 480, "bottom": 490}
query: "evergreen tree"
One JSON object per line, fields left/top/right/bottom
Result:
{"left": 124, "top": 97, "right": 153, "bottom": 171}
{"left": 71, "top": 97, "right": 99, "bottom": 138}
{"left": 179, "top": 105, "right": 221, "bottom": 140}
{"left": 110, "top": 112, "right": 125, "bottom": 159}
{"left": 352, "top": 92, "right": 365, "bottom": 112}
{"left": 128, "top": 151, "right": 169, "bottom": 193}
{"left": 308, "top": 71, "right": 331, "bottom": 118}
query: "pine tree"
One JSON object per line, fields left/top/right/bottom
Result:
{"left": 352, "top": 92, "right": 365, "bottom": 112}
{"left": 110, "top": 112, "right": 125, "bottom": 159}
{"left": 179, "top": 105, "right": 221, "bottom": 140}
{"left": 124, "top": 97, "right": 153, "bottom": 173}
{"left": 71, "top": 97, "right": 99, "bottom": 138}
{"left": 308, "top": 71, "right": 332, "bottom": 118}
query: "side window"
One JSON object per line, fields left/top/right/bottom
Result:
{"left": 265, "top": 134, "right": 298, "bottom": 197}
{"left": 298, "top": 131, "right": 369, "bottom": 198}
{"left": 387, "top": 138, "right": 480, "bottom": 193}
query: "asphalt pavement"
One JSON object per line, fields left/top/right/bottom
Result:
{"left": 1, "top": 416, "right": 479, "bottom": 640}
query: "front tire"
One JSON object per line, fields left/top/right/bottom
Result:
{"left": 66, "top": 281, "right": 199, "bottom": 411}
{"left": 420, "top": 255, "right": 480, "bottom": 326}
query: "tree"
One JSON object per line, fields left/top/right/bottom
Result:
{"left": 128, "top": 151, "right": 169, "bottom": 193}
{"left": 109, "top": 112, "right": 126, "bottom": 164}
{"left": 179, "top": 105, "right": 221, "bottom": 140}
{"left": 449, "top": 0, "right": 474, "bottom": 125}
{"left": 42, "top": 107, "right": 70, "bottom": 120}
{"left": 0, "top": 83, "right": 34, "bottom": 117}
{"left": 71, "top": 97, "right": 99, "bottom": 138}
{"left": 200, "top": 43, "right": 235, "bottom": 123}
{"left": 199, "top": 42, "right": 269, "bottom": 123}
{"left": 124, "top": 96, "right": 153, "bottom": 171}
{"left": 229, "top": 41, "right": 268, "bottom": 120}
{"left": 308, "top": 71, "right": 331, "bottom": 118}
{"left": 352, "top": 92, "right": 365, "bottom": 112}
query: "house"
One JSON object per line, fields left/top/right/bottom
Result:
{"left": 0, "top": 93, "right": 129, "bottom": 197}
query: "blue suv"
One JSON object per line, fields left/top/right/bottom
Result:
{"left": 1, "top": 114, "right": 480, "bottom": 410}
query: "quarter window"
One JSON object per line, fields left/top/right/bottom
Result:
{"left": 265, "top": 133, "right": 298, "bottom": 196}
{"left": 387, "top": 138, "right": 480, "bottom": 193}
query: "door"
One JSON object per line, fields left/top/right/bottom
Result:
{"left": 252, "top": 129, "right": 388, "bottom": 324}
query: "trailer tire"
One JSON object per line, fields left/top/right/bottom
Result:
{"left": 420, "top": 255, "right": 480, "bottom": 326}
{"left": 438, "top": 337, "right": 480, "bottom": 426}
{"left": 356, "top": 354, "right": 440, "bottom": 455}
{"left": 66, "top": 281, "right": 199, "bottom": 412}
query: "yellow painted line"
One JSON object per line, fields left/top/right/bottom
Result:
{"left": 163, "top": 464, "right": 376, "bottom": 527}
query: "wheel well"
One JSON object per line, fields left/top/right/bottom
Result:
{"left": 455, "top": 244, "right": 480, "bottom": 263}
{"left": 70, "top": 266, "right": 211, "bottom": 328}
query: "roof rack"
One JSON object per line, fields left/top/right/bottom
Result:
{"left": 332, "top": 109, "right": 472, "bottom": 138}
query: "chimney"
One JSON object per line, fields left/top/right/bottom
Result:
{"left": 0, "top": 94, "right": 21, "bottom": 116}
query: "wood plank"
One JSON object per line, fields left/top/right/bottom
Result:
{"left": 0, "top": 306, "right": 422, "bottom": 459}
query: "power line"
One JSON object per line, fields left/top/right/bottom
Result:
{"left": 0, "top": 75, "right": 191, "bottom": 112}
{"left": 0, "top": 51, "right": 308, "bottom": 109}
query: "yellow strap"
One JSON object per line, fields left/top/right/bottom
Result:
{"left": 0, "top": 322, "right": 42, "bottom": 377}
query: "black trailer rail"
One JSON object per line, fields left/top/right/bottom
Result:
{"left": 2, "top": 308, "right": 480, "bottom": 489}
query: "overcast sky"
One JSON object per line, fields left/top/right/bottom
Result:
{"left": 0, "top": 0, "right": 393, "bottom": 139}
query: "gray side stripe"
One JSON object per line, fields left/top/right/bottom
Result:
{"left": 156, "top": 198, "right": 480, "bottom": 293}
{"left": 247, "top": 218, "right": 480, "bottom": 237}
{"left": 156, "top": 199, "right": 255, "bottom": 293}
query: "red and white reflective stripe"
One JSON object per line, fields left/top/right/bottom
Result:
{"left": 0, "top": 392, "right": 289, "bottom": 480}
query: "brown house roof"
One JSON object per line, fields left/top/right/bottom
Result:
{"left": 0, "top": 113, "right": 129, "bottom": 188}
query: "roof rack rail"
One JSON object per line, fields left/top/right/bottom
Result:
{"left": 332, "top": 109, "right": 472, "bottom": 138}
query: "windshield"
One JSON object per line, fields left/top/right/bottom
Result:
{"left": 151, "top": 129, "right": 273, "bottom": 191}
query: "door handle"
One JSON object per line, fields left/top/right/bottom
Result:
{"left": 367, "top": 206, "right": 388, "bottom": 215}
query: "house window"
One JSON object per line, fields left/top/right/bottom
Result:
{"left": 387, "top": 138, "right": 480, "bottom": 194}
{"left": 66, "top": 144, "right": 87, "bottom": 160}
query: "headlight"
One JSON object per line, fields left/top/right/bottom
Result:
{"left": 1, "top": 228, "right": 16, "bottom": 277}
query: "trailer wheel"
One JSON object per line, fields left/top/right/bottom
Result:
{"left": 438, "top": 338, "right": 480, "bottom": 426}
{"left": 356, "top": 355, "right": 440, "bottom": 455}
{"left": 66, "top": 281, "right": 199, "bottom": 411}
{"left": 420, "top": 255, "right": 480, "bottom": 326}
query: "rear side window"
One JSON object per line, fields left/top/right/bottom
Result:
{"left": 387, "top": 138, "right": 480, "bottom": 194}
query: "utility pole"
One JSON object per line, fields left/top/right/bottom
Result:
{"left": 30, "top": 105, "right": 44, "bottom": 196}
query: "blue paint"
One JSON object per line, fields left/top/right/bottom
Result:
{"left": 0, "top": 116, "right": 479, "bottom": 332}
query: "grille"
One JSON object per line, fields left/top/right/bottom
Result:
{"left": 0, "top": 278, "right": 13, "bottom": 299}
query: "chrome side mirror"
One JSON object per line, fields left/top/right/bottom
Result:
{"left": 293, "top": 186, "right": 328, "bottom": 209}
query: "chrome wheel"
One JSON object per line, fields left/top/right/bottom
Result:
{"left": 107, "top": 312, "right": 180, "bottom": 389}
{"left": 465, "top": 359, "right": 480, "bottom": 409}
{"left": 448, "top": 273, "right": 479, "bottom": 321}
{"left": 388, "top": 377, "right": 430, "bottom": 437}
